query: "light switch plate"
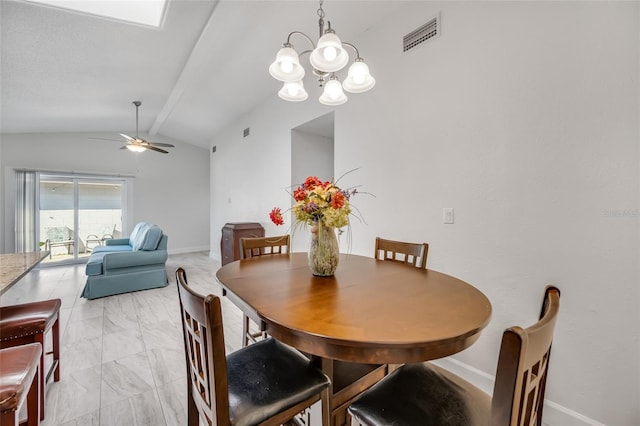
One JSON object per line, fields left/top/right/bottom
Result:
{"left": 443, "top": 208, "right": 454, "bottom": 224}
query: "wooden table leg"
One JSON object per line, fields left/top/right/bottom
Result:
{"left": 313, "top": 357, "right": 387, "bottom": 426}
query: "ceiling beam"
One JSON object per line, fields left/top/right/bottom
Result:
{"left": 149, "top": 0, "right": 221, "bottom": 136}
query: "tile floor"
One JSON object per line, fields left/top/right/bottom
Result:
{"left": 0, "top": 252, "right": 245, "bottom": 425}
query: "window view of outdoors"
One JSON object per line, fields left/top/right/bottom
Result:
{"left": 39, "top": 178, "right": 123, "bottom": 263}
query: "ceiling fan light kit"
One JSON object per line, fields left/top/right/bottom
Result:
{"left": 125, "top": 144, "right": 146, "bottom": 152}
{"left": 269, "top": 0, "right": 375, "bottom": 106}
{"left": 112, "top": 101, "right": 175, "bottom": 154}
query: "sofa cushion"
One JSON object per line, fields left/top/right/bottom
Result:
{"left": 139, "top": 225, "right": 163, "bottom": 251}
{"left": 131, "top": 223, "right": 150, "bottom": 251}
{"left": 129, "top": 222, "right": 148, "bottom": 247}
{"left": 91, "top": 244, "right": 132, "bottom": 254}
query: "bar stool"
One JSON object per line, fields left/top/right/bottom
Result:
{"left": 0, "top": 343, "right": 42, "bottom": 426}
{"left": 0, "top": 299, "right": 61, "bottom": 420}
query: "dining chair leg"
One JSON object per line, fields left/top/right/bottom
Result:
{"left": 34, "top": 333, "right": 45, "bottom": 420}
{"left": 26, "top": 363, "right": 40, "bottom": 426}
{"left": 187, "top": 385, "right": 199, "bottom": 426}
{"left": 321, "top": 386, "right": 331, "bottom": 426}
{"left": 0, "top": 410, "right": 18, "bottom": 426}
{"left": 52, "top": 318, "right": 60, "bottom": 382}
{"left": 242, "top": 316, "right": 250, "bottom": 347}
{"left": 386, "top": 363, "right": 400, "bottom": 374}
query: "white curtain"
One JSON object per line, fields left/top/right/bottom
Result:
{"left": 15, "top": 170, "right": 37, "bottom": 252}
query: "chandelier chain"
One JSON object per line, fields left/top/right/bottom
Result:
{"left": 317, "top": 0, "right": 325, "bottom": 19}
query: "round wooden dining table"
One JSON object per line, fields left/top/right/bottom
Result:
{"left": 216, "top": 252, "right": 492, "bottom": 425}
{"left": 216, "top": 252, "right": 492, "bottom": 364}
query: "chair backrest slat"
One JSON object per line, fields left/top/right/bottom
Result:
{"left": 176, "top": 267, "right": 230, "bottom": 426}
{"left": 374, "top": 237, "right": 429, "bottom": 269}
{"left": 240, "top": 235, "right": 290, "bottom": 259}
{"left": 491, "top": 286, "right": 561, "bottom": 426}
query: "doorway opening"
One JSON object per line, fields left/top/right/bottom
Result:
{"left": 290, "top": 112, "right": 335, "bottom": 252}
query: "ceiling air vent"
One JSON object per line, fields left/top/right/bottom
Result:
{"left": 403, "top": 14, "right": 440, "bottom": 52}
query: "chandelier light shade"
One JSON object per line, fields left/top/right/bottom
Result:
{"left": 319, "top": 75, "right": 348, "bottom": 106}
{"left": 343, "top": 58, "right": 375, "bottom": 93}
{"left": 278, "top": 80, "right": 309, "bottom": 102}
{"left": 269, "top": 0, "right": 375, "bottom": 106}
{"left": 309, "top": 32, "right": 349, "bottom": 72}
{"left": 269, "top": 46, "right": 305, "bottom": 82}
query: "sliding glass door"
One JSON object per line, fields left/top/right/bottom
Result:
{"left": 39, "top": 174, "right": 125, "bottom": 264}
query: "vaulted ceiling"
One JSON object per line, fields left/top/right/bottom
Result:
{"left": 1, "top": 0, "right": 404, "bottom": 149}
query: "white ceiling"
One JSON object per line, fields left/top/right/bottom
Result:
{"left": 1, "top": 0, "right": 404, "bottom": 149}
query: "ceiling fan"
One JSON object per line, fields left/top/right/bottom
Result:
{"left": 91, "top": 101, "right": 174, "bottom": 154}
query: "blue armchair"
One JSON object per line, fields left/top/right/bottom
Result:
{"left": 82, "top": 222, "right": 168, "bottom": 299}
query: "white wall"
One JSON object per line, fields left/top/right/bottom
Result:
{"left": 1, "top": 132, "right": 210, "bottom": 254}
{"left": 210, "top": 2, "right": 639, "bottom": 425}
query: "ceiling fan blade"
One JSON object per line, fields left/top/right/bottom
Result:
{"left": 89, "top": 137, "right": 126, "bottom": 142}
{"left": 120, "top": 133, "right": 134, "bottom": 141}
{"left": 149, "top": 142, "right": 175, "bottom": 148}
{"left": 145, "top": 145, "right": 169, "bottom": 154}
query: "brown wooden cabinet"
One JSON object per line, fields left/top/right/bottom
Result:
{"left": 220, "top": 222, "right": 264, "bottom": 265}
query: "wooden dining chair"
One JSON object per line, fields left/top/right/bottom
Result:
{"left": 374, "top": 237, "right": 429, "bottom": 269}
{"left": 175, "top": 267, "right": 331, "bottom": 426}
{"left": 0, "top": 343, "right": 42, "bottom": 426}
{"left": 239, "top": 234, "right": 290, "bottom": 347}
{"left": 348, "top": 286, "right": 561, "bottom": 426}
{"left": 239, "top": 234, "right": 290, "bottom": 259}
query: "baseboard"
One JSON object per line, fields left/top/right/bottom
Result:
{"left": 167, "top": 246, "right": 210, "bottom": 255}
{"left": 209, "top": 251, "right": 221, "bottom": 263}
{"left": 432, "top": 358, "right": 605, "bottom": 426}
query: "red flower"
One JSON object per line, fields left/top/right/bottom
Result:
{"left": 303, "top": 176, "right": 322, "bottom": 190}
{"left": 330, "top": 191, "right": 345, "bottom": 209}
{"left": 293, "top": 187, "right": 307, "bottom": 202}
{"left": 269, "top": 207, "right": 284, "bottom": 226}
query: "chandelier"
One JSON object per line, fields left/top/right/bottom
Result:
{"left": 268, "top": 0, "right": 375, "bottom": 106}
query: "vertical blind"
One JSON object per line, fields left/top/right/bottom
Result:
{"left": 15, "top": 170, "right": 37, "bottom": 252}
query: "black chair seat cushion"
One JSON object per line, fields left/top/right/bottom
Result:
{"left": 348, "top": 362, "right": 491, "bottom": 426}
{"left": 227, "top": 338, "right": 330, "bottom": 426}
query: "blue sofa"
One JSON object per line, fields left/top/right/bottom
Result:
{"left": 81, "top": 222, "right": 169, "bottom": 299}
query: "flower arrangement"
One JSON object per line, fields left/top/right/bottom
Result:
{"left": 269, "top": 175, "right": 357, "bottom": 230}
{"left": 269, "top": 171, "right": 367, "bottom": 276}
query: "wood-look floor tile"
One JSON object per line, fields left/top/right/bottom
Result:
{"left": 147, "top": 347, "right": 184, "bottom": 386}
{"left": 54, "top": 410, "right": 100, "bottom": 426}
{"left": 102, "top": 328, "right": 145, "bottom": 363}
{"left": 100, "top": 390, "right": 166, "bottom": 426}
{"left": 61, "top": 335, "right": 103, "bottom": 376}
{"left": 49, "top": 365, "right": 103, "bottom": 423}
{"left": 155, "top": 377, "right": 186, "bottom": 426}
{"left": 103, "top": 310, "right": 139, "bottom": 335}
{"left": 64, "top": 316, "right": 104, "bottom": 343}
{"left": 139, "top": 319, "right": 183, "bottom": 351}
{"left": 101, "top": 352, "right": 155, "bottom": 407}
